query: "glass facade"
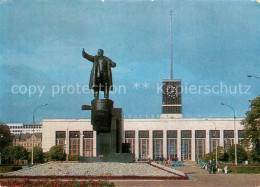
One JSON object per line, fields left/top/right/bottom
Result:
{"left": 69, "top": 131, "right": 80, "bottom": 155}
{"left": 238, "top": 130, "right": 245, "bottom": 148}
{"left": 195, "top": 130, "right": 206, "bottom": 161}
{"left": 153, "top": 131, "right": 163, "bottom": 160}
{"left": 167, "top": 130, "right": 177, "bottom": 160}
{"left": 56, "top": 131, "right": 66, "bottom": 151}
{"left": 209, "top": 130, "right": 220, "bottom": 153}
{"left": 224, "top": 130, "right": 234, "bottom": 151}
{"left": 125, "top": 131, "right": 135, "bottom": 154}
{"left": 83, "top": 131, "right": 93, "bottom": 157}
{"left": 181, "top": 130, "right": 191, "bottom": 160}
{"left": 139, "top": 131, "right": 149, "bottom": 160}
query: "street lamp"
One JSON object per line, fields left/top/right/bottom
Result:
{"left": 247, "top": 74, "right": 260, "bottom": 79}
{"left": 0, "top": 134, "right": 3, "bottom": 165}
{"left": 221, "top": 102, "right": 237, "bottom": 165}
{"left": 32, "top": 104, "right": 48, "bottom": 165}
{"left": 206, "top": 119, "right": 218, "bottom": 167}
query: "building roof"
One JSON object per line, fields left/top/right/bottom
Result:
{"left": 14, "top": 133, "right": 42, "bottom": 141}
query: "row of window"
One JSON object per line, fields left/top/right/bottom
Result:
{"left": 126, "top": 130, "right": 244, "bottom": 161}
{"left": 9, "top": 125, "right": 42, "bottom": 129}
{"left": 54, "top": 130, "right": 244, "bottom": 161}
{"left": 125, "top": 130, "right": 244, "bottom": 139}
{"left": 56, "top": 131, "right": 93, "bottom": 156}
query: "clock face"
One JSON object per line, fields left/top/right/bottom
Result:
{"left": 166, "top": 85, "right": 177, "bottom": 98}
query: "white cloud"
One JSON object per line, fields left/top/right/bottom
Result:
{"left": 251, "top": 0, "right": 260, "bottom": 3}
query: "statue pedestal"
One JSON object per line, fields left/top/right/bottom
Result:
{"left": 81, "top": 99, "right": 134, "bottom": 162}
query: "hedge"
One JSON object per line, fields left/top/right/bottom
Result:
{"left": 234, "top": 165, "right": 260, "bottom": 173}
{"left": 0, "top": 165, "right": 22, "bottom": 173}
{"left": 218, "top": 164, "right": 260, "bottom": 173}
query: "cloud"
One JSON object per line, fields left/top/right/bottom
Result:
{"left": 251, "top": 0, "right": 260, "bottom": 3}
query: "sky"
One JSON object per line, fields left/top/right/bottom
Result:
{"left": 0, "top": 0, "right": 259, "bottom": 123}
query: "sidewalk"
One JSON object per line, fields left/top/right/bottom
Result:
{"left": 113, "top": 161, "right": 260, "bottom": 187}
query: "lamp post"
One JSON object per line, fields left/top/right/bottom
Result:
{"left": 221, "top": 103, "right": 237, "bottom": 165}
{"left": 247, "top": 74, "right": 260, "bottom": 79}
{"left": 32, "top": 104, "right": 48, "bottom": 165}
{"left": 0, "top": 134, "right": 3, "bottom": 165}
{"left": 206, "top": 119, "right": 218, "bottom": 167}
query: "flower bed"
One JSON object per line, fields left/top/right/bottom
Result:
{"left": 0, "top": 179, "right": 115, "bottom": 187}
{"left": 0, "top": 162, "right": 189, "bottom": 180}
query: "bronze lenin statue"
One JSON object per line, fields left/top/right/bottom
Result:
{"left": 82, "top": 48, "right": 116, "bottom": 99}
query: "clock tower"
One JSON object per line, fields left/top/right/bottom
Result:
{"left": 160, "top": 11, "right": 183, "bottom": 119}
{"left": 160, "top": 79, "right": 182, "bottom": 118}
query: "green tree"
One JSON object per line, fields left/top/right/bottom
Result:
{"left": 2, "top": 146, "right": 28, "bottom": 164}
{"left": 0, "top": 123, "right": 13, "bottom": 152}
{"left": 28, "top": 147, "right": 44, "bottom": 163}
{"left": 48, "top": 145, "right": 65, "bottom": 161}
{"left": 213, "top": 146, "right": 229, "bottom": 162}
{"left": 2, "top": 146, "right": 14, "bottom": 164}
{"left": 12, "top": 145, "right": 28, "bottom": 162}
{"left": 241, "top": 96, "right": 260, "bottom": 162}
{"left": 200, "top": 152, "right": 215, "bottom": 163}
{"left": 227, "top": 144, "right": 247, "bottom": 164}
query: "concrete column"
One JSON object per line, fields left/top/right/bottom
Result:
{"left": 149, "top": 130, "right": 153, "bottom": 160}
{"left": 163, "top": 130, "right": 167, "bottom": 160}
{"left": 66, "top": 128, "right": 69, "bottom": 155}
{"left": 93, "top": 131, "right": 97, "bottom": 157}
{"left": 191, "top": 130, "right": 196, "bottom": 161}
{"left": 220, "top": 130, "right": 224, "bottom": 148}
{"left": 206, "top": 130, "right": 210, "bottom": 154}
{"left": 177, "top": 130, "right": 181, "bottom": 161}
{"left": 80, "top": 131, "right": 83, "bottom": 156}
{"left": 135, "top": 130, "right": 139, "bottom": 160}
{"left": 234, "top": 121, "right": 238, "bottom": 144}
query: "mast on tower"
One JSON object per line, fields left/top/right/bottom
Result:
{"left": 170, "top": 10, "right": 173, "bottom": 79}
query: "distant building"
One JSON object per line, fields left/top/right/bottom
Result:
{"left": 42, "top": 118, "right": 244, "bottom": 161}
{"left": 13, "top": 133, "right": 42, "bottom": 151}
{"left": 6, "top": 123, "right": 42, "bottom": 134}
{"left": 41, "top": 78, "right": 246, "bottom": 161}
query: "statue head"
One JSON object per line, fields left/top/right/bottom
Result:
{"left": 98, "top": 49, "right": 104, "bottom": 57}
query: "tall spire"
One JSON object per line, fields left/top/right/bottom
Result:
{"left": 170, "top": 10, "right": 173, "bottom": 79}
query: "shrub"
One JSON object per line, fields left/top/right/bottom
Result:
{"left": 28, "top": 147, "right": 44, "bottom": 163}
{"left": 227, "top": 144, "right": 247, "bottom": 163}
{"left": 0, "top": 165, "right": 22, "bottom": 173}
{"left": 68, "top": 155, "right": 79, "bottom": 161}
{"left": 200, "top": 152, "right": 215, "bottom": 163}
{"left": 48, "top": 146, "right": 66, "bottom": 161}
{"left": 217, "top": 164, "right": 260, "bottom": 173}
{"left": 1, "top": 146, "right": 28, "bottom": 164}
{"left": 234, "top": 165, "right": 260, "bottom": 173}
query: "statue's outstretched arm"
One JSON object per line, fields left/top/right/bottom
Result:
{"left": 82, "top": 48, "right": 94, "bottom": 62}
{"left": 110, "top": 61, "right": 116, "bottom": 68}
{"left": 107, "top": 58, "right": 116, "bottom": 68}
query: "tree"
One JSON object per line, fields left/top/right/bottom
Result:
{"left": 28, "top": 146, "right": 44, "bottom": 163}
{"left": 0, "top": 123, "right": 13, "bottom": 152}
{"left": 2, "top": 146, "right": 28, "bottom": 164}
{"left": 241, "top": 96, "right": 260, "bottom": 162}
{"left": 227, "top": 144, "right": 247, "bottom": 164}
{"left": 12, "top": 145, "right": 28, "bottom": 163}
{"left": 213, "top": 146, "right": 229, "bottom": 162}
{"left": 2, "top": 146, "right": 14, "bottom": 164}
{"left": 200, "top": 152, "right": 215, "bottom": 163}
{"left": 48, "top": 145, "right": 66, "bottom": 161}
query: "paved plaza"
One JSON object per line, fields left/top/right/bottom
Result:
{"left": 113, "top": 161, "right": 260, "bottom": 186}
